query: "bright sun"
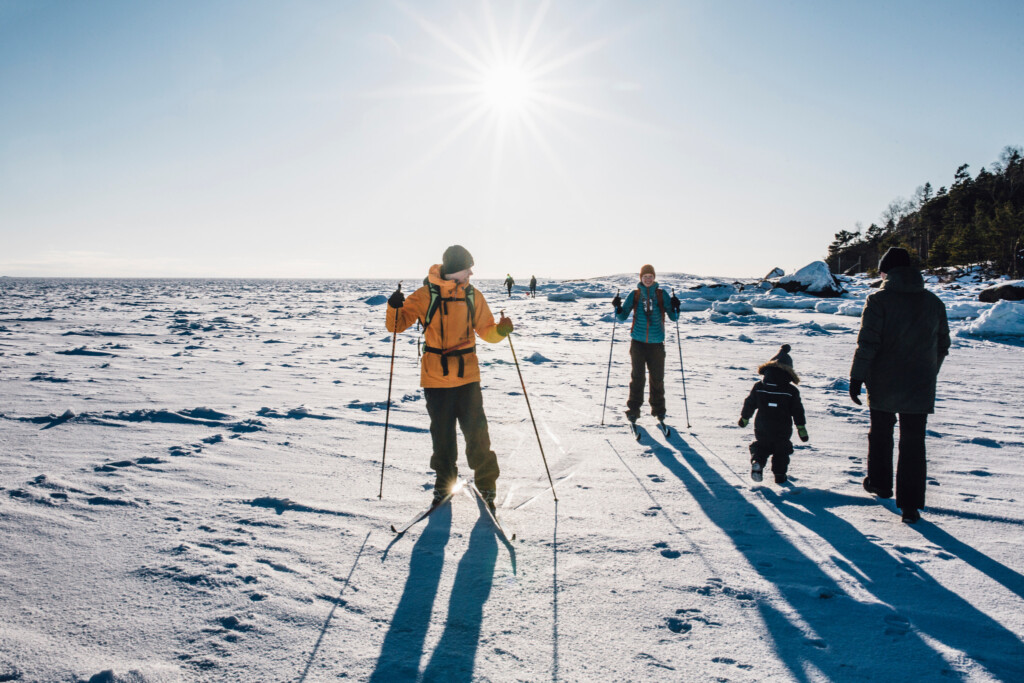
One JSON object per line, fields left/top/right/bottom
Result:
{"left": 480, "top": 63, "right": 534, "bottom": 113}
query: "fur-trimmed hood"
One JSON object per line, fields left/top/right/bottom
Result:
{"left": 758, "top": 360, "right": 799, "bottom": 384}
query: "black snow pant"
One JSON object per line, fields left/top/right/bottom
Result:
{"left": 425, "top": 382, "right": 500, "bottom": 494}
{"left": 867, "top": 410, "right": 927, "bottom": 512}
{"left": 627, "top": 340, "right": 666, "bottom": 418}
{"left": 749, "top": 438, "right": 794, "bottom": 476}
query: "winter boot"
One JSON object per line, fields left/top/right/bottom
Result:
{"left": 625, "top": 409, "right": 639, "bottom": 424}
{"left": 750, "top": 461, "right": 763, "bottom": 482}
{"left": 863, "top": 476, "right": 893, "bottom": 499}
{"left": 774, "top": 473, "right": 788, "bottom": 484}
{"left": 431, "top": 489, "right": 447, "bottom": 506}
{"left": 901, "top": 508, "right": 920, "bottom": 524}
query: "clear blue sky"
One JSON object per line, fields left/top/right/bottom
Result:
{"left": 1, "top": 0, "right": 1022, "bottom": 279}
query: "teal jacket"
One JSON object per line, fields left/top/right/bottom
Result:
{"left": 616, "top": 281, "right": 679, "bottom": 344}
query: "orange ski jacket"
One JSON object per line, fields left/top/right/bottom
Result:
{"left": 385, "top": 264, "right": 504, "bottom": 388}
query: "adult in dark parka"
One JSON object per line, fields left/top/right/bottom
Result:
{"left": 850, "top": 247, "right": 950, "bottom": 523}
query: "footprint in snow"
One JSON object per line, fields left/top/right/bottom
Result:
{"left": 647, "top": 474, "right": 665, "bottom": 483}
{"left": 665, "top": 608, "right": 720, "bottom": 634}
{"left": 712, "top": 656, "right": 753, "bottom": 670}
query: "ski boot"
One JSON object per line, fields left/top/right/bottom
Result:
{"left": 625, "top": 410, "right": 640, "bottom": 440}
{"left": 479, "top": 488, "right": 497, "bottom": 513}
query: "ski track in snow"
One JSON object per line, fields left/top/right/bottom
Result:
{"left": 0, "top": 275, "right": 1022, "bottom": 681}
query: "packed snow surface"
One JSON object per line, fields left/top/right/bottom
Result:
{"left": 0, "top": 273, "right": 1022, "bottom": 682}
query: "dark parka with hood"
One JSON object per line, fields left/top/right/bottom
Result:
{"left": 741, "top": 345, "right": 806, "bottom": 443}
{"left": 850, "top": 266, "right": 950, "bottom": 414}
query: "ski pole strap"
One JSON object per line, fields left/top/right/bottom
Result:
{"left": 423, "top": 345, "right": 476, "bottom": 378}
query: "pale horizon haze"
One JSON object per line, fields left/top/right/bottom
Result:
{"left": 1, "top": 0, "right": 1022, "bottom": 280}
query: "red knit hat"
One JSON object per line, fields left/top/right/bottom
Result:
{"left": 640, "top": 264, "right": 655, "bottom": 277}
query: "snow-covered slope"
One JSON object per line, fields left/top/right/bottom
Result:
{"left": 1, "top": 276, "right": 1022, "bottom": 681}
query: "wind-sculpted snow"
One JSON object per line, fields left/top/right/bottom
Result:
{"left": 958, "top": 300, "right": 1024, "bottom": 338}
{"left": 0, "top": 276, "right": 1022, "bottom": 681}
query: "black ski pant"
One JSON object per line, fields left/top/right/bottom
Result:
{"left": 749, "top": 437, "right": 794, "bottom": 475}
{"left": 867, "top": 410, "right": 927, "bottom": 511}
{"left": 627, "top": 340, "right": 666, "bottom": 418}
{"left": 425, "top": 382, "right": 500, "bottom": 494}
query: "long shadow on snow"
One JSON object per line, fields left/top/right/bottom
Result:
{"left": 912, "top": 519, "right": 1024, "bottom": 601}
{"left": 369, "top": 506, "right": 452, "bottom": 682}
{"left": 647, "top": 429, "right": 992, "bottom": 681}
{"left": 420, "top": 500, "right": 498, "bottom": 683}
{"left": 761, "top": 486, "right": 1024, "bottom": 680}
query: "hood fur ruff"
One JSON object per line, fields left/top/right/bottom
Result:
{"left": 758, "top": 360, "right": 800, "bottom": 384}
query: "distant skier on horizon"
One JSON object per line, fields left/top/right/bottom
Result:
{"left": 612, "top": 264, "right": 681, "bottom": 428}
{"left": 386, "top": 245, "right": 514, "bottom": 510}
{"left": 529, "top": 275, "right": 537, "bottom": 298}
{"left": 738, "top": 344, "right": 808, "bottom": 484}
{"left": 504, "top": 273, "right": 514, "bottom": 298}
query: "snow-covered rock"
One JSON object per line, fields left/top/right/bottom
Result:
{"left": 958, "top": 300, "right": 1024, "bottom": 337}
{"left": 946, "top": 302, "right": 989, "bottom": 320}
{"left": 776, "top": 261, "right": 845, "bottom": 297}
{"left": 749, "top": 293, "right": 818, "bottom": 310}
{"left": 680, "top": 283, "right": 736, "bottom": 301}
{"left": 546, "top": 292, "right": 577, "bottom": 302}
{"left": 364, "top": 295, "right": 388, "bottom": 305}
{"left": 712, "top": 301, "right": 754, "bottom": 315}
{"left": 815, "top": 301, "right": 840, "bottom": 314}
{"left": 837, "top": 301, "right": 864, "bottom": 317}
{"left": 978, "top": 281, "right": 1024, "bottom": 303}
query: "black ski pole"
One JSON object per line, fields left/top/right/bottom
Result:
{"left": 379, "top": 281, "right": 402, "bottom": 499}
{"left": 600, "top": 289, "right": 620, "bottom": 425}
{"left": 503, "top": 311, "right": 557, "bottom": 501}
{"left": 672, "top": 288, "right": 691, "bottom": 429}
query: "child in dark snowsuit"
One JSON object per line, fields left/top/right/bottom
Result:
{"left": 738, "top": 344, "right": 808, "bottom": 483}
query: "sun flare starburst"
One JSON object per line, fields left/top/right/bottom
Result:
{"left": 479, "top": 63, "right": 535, "bottom": 113}
{"left": 369, "top": 1, "right": 631, "bottom": 210}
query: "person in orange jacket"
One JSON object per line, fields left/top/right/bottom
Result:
{"left": 386, "top": 245, "right": 513, "bottom": 508}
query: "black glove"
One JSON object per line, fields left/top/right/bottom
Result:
{"left": 849, "top": 379, "right": 863, "bottom": 405}
{"left": 388, "top": 289, "right": 405, "bottom": 309}
{"left": 797, "top": 425, "right": 809, "bottom": 442}
{"left": 612, "top": 294, "right": 621, "bottom": 310}
{"left": 670, "top": 295, "right": 681, "bottom": 313}
{"left": 738, "top": 417, "right": 748, "bottom": 428}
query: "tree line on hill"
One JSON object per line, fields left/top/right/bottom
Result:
{"left": 826, "top": 146, "right": 1024, "bottom": 278}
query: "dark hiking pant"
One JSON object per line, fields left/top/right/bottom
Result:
{"left": 749, "top": 438, "right": 794, "bottom": 475}
{"left": 425, "top": 382, "right": 500, "bottom": 494}
{"left": 628, "top": 340, "right": 666, "bottom": 418}
{"left": 868, "top": 410, "right": 927, "bottom": 511}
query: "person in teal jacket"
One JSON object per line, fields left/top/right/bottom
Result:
{"left": 612, "top": 264, "right": 681, "bottom": 422}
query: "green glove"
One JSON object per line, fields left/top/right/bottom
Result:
{"left": 738, "top": 417, "right": 748, "bottom": 428}
{"left": 797, "top": 425, "right": 809, "bottom": 442}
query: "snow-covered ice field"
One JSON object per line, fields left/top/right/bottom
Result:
{"left": 1, "top": 274, "right": 1022, "bottom": 682}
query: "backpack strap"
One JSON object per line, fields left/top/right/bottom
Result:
{"left": 631, "top": 287, "right": 666, "bottom": 333}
